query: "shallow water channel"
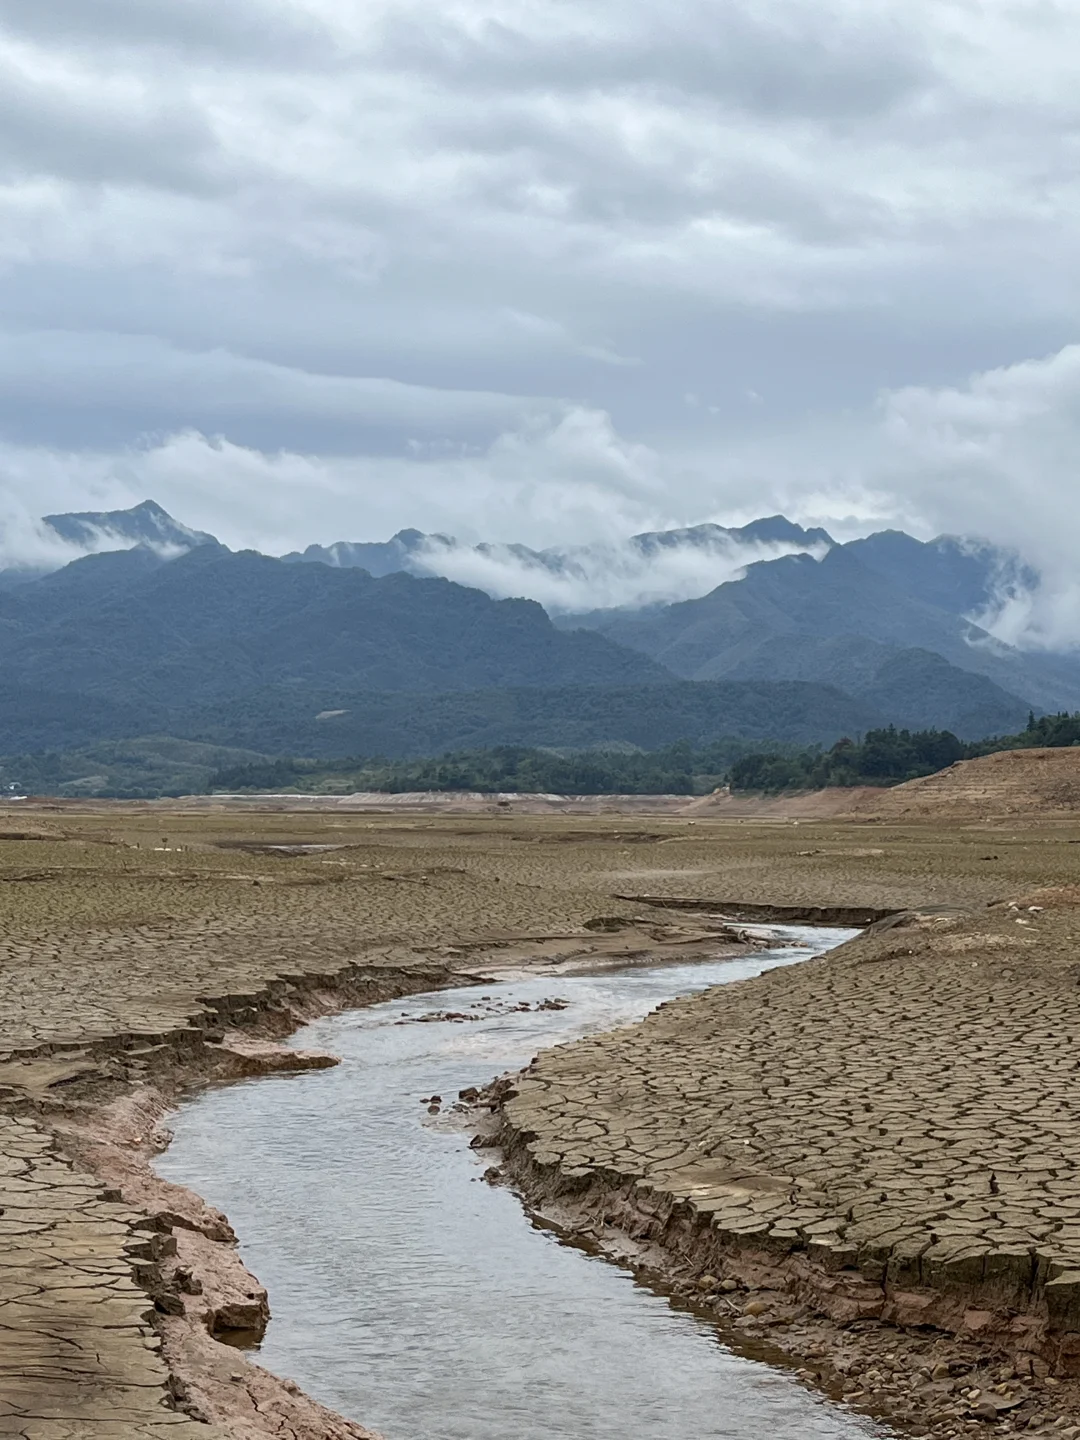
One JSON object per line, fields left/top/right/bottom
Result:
{"left": 157, "top": 927, "right": 891, "bottom": 1439}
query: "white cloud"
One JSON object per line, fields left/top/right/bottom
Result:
{"left": 2, "top": 338, "right": 1080, "bottom": 642}
{"left": 0, "top": 500, "right": 86, "bottom": 572}
{"left": 0, "top": 407, "right": 832, "bottom": 607}
{"left": 0, "top": 408, "right": 672, "bottom": 559}
{"left": 868, "top": 345, "right": 1080, "bottom": 649}
{"left": 411, "top": 532, "right": 827, "bottom": 611}
{"left": 2, "top": 0, "right": 1080, "bottom": 639}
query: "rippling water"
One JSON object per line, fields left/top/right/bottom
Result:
{"left": 157, "top": 927, "right": 890, "bottom": 1440}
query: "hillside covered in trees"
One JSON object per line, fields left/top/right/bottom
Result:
{"left": 729, "top": 712, "right": 1080, "bottom": 793}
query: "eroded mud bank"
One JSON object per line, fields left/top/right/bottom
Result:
{"left": 483, "top": 906, "right": 1080, "bottom": 1438}
{"left": 13, "top": 955, "right": 473, "bottom": 1440}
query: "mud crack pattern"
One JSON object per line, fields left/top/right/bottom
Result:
{"left": 0, "top": 1113, "right": 218, "bottom": 1439}
{"left": 500, "top": 905, "right": 1080, "bottom": 1371}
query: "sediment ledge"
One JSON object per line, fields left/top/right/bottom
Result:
{"left": 488, "top": 898, "right": 1080, "bottom": 1437}
{"left": 613, "top": 895, "right": 903, "bottom": 925}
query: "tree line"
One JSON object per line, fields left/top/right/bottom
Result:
{"left": 728, "top": 711, "right": 1080, "bottom": 793}
{"left": 207, "top": 711, "right": 1080, "bottom": 798}
{"left": 208, "top": 739, "right": 754, "bottom": 797}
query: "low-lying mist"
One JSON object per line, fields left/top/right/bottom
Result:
{"left": 407, "top": 532, "right": 830, "bottom": 613}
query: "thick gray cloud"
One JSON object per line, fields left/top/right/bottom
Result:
{"left": 0, "top": 330, "right": 557, "bottom": 450}
{"left": 0, "top": 0, "right": 336, "bottom": 64}
{"left": 1, "top": 0, "right": 1080, "bottom": 636}
{"left": 0, "top": 46, "right": 217, "bottom": 192}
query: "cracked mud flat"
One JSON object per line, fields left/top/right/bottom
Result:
{"left": 0, "top": 806, "right": 791, "bottom": 1438}
{"left": 490, "top": 899, "right": 1080, "bottom": 1438}
{"left": 5, "top": 803, "right": 1080, "bottom": 1436}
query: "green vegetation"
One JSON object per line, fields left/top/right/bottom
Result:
{"left": 183, "top": 678, "right": 882, "bottom": 759}
{"left": 1009, "top": 710, "right": 1080, "bottom": 749}
{"left": 729, "top": 728, "right": 968, "bottom": 792}
{"left": 207, "top": 739, "right": 785, "bottom": 797}
{"left": 729, "top": 712, "right": 1080, "bottom": 793}
{"left": 0, "top": 738, "right": 270, "bottom": 800}
{"left": 8, "top": 712, "right": 1080, "bottom": 803}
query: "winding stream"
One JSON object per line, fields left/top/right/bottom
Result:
{"left": 157, "top": 927, "right": 890, "bottom": 1439}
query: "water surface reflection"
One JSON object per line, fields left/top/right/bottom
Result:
{"left": 157, "top": 928, "right": 889, "bottom": 1440}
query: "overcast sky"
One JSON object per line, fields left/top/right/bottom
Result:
{"left": 2, "top": 0, "right": 1080, "bottom": 609}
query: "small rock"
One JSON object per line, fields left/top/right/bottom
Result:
{"left": 697, "top": 1274, "right": 718, "bottom": 1291}
{"left": 173, "top": 1266, "right": 203, "bottom": 1296}
{"left": 970, "top": 1400, "right": 999, "bottom": 1422}
{"left": 720, "top": 1277, "right": 740, "bottom": 1293}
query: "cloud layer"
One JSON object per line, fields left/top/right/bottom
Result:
{"left": 408, "top": 532, "right": 830, "bottom": 613}
{"left": 2, "top": 1, "right": 1080, "bottom": 636}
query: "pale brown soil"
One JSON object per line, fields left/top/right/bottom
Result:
{"left": 847, "top": 747, "right": 1080, "bottom": 824}
{"left": 25, "top": 786, "right": 885, "bottom": 818}
{"left": 4, "top": 801, "right": 1080, "bottom": 1437}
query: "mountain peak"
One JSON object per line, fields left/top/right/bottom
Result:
{"left": 732, "top": 515, "right": 834, "bottom": 548}
{"left": 42, "top": 499, "right": 216, "bottom": 553}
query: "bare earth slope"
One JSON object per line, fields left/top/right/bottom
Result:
{"left": 851, "top": 747, "right": 1080, "bottom": 822}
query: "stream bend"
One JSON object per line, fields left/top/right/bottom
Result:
{"left": 157, "top": 927, "right": 889, "bottom": 1440}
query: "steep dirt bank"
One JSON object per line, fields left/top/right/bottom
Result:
{"left": 486, "top": 1125, "right": 1076, "bottom": 1436}
{"left": 612, "top": 895, "right": 904, "bottom": 925}
{"left": 485, "top": 900, "right": 1080, "bottom": 1438}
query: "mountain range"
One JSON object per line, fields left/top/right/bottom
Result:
{"left": 559, "top": 534, "right": 1072, "bottom": 713}
{"left": 281, "top": 513, "right": 832, "bottom": 584}
{"left": 0, "top": 498, "right": 1072, "bottom": 789}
